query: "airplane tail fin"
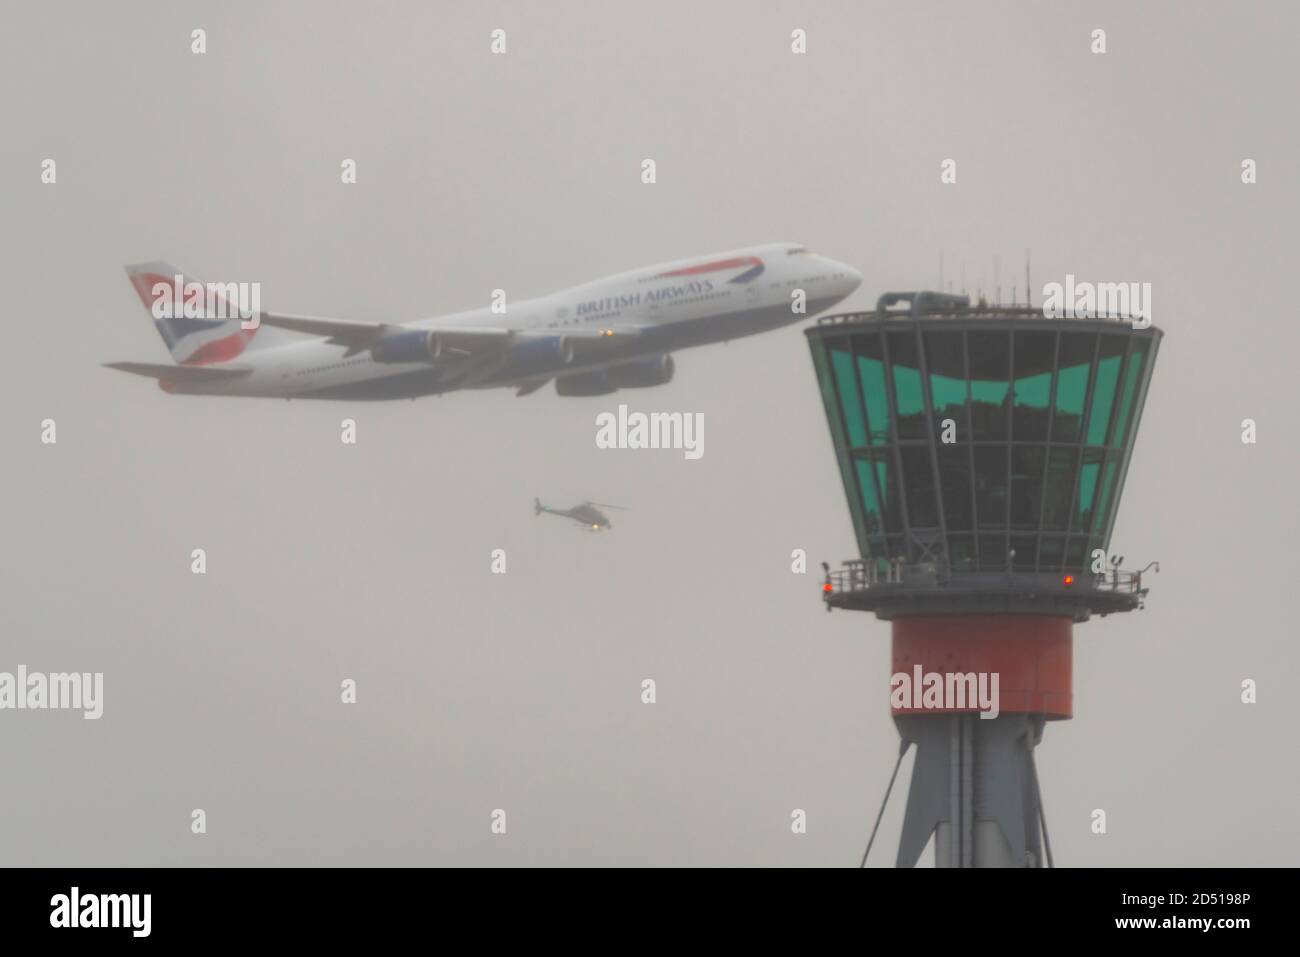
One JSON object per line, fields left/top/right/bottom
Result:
{"left": 534, "top": 498, "right": 543, "bottom": 516}
{"left": 124, "top": 261, "right": 275, "bottom": 365}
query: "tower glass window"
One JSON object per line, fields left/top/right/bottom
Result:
{"left": 809, "top": 319, "right": 1160, "bottom": 574}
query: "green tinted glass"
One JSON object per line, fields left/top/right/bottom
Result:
{"left": 1013, "top": 374, "right": 1051, "bottom": 409}
{"left": 811, "top": 325, "right": 1156, "bottom": 568}
{"left": 813, "top": 343, "right": 869, "bottom": 553}
{"left": 1075, "top": 458, "right": 1099, "bottom": 531}
{"left": 854, "top": 332, "right": 891, "bottom": 445}
{"left": 812, "top": 342, "right": 834, "bottom": 418}
{"left": 1041, "top": 448, "right": 1078, "bottom": 531}
{"left": 1085, "top": 337, "right": 1126, "bottom": 445}
{"left": 1111, "top": 340, "right": 1149, "bottom": 449}
{"left": 857, "top": 355, "right": 890, "bottom": 444}
{"left": 925, "top": 331, "right": 968, "bottom": 438}
{"left": 968, "top": 330, "right": 1010, "bottom": 441}
{"left": 1092, "top": 458, "right": 1118, "bottom": 535}
{"left": 873, "top": 452, "right": 904, "bottom": 535}
{"left": 887, "top": 332, "right": 926, "bottom": 439}
{"left": 892, "top": 366, "right": 924, "bottom": 424}
{"left": 831, "top": 347, "right": 866, "bottom": 447}
{"left": 930, "top": 373, "right": 967, "bottom": 426}
{"left": 855, "top": 456, "right": 884, "bottom": 537}
{"left": 1052, "top": 332, "right": 1095, "bottom": 442}
{"left": 1012, "top": 331, "right": 1055, "bottom": 441}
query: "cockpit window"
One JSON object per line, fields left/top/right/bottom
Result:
{"left": 787, "top": 247, "right": 811, "bottom": 255}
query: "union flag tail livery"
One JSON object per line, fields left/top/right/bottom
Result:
{"left": 108, "top": 243, "right": 862, "bottom": 399}
{"left": 124, "top": 261, "right": 260, "bottom": 366}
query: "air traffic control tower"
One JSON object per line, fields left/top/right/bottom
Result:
{"left": 807, "top": 292, "right": 1161, "bottom": 867}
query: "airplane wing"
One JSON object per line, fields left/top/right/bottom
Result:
{"left": 256, "top": 312, "right": 642, "bottom": 357}
{"left": 103, "top": 362, "right": 253, "bottom": 381}
{"left": 255, "top": 313, "right": 396, "bottom": 353}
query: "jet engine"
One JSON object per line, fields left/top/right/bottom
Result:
{"left": 555, "top": 370, "right": 617, "bottom": 396}
{"left": 370, "top": 329, "right": 443, "bottom": 364}
{"left": 602, "top": 354, "right": 675, "bottom": 388}
{"left": 501, "top": 335, "right": 577, "bottom": 379}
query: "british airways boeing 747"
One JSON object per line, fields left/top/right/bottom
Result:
{"left": 106, "top": 243, "right": 861, "bottom": 399}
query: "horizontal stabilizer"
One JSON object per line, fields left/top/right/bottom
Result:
{"left": 103, "top": 361, "right": 253, "bottom": 381}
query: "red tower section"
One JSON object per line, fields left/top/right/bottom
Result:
{"left": 892, "top": 615, "right": 1072, "bottom": 720}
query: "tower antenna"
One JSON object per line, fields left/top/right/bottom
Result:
{"left": 1026, "top": 250, "right": 1032, "bottom": 308}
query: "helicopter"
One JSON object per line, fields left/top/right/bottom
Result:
{"left": 533, "top": 498, "right": 630, "bottom": 531}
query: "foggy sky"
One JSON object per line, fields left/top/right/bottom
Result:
{"left": 2, "top": 0, "right": 1298, "bottom": 866}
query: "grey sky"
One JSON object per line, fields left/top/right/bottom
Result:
{"left": 2, "top": 0, "right": 1297, "bottom": 865}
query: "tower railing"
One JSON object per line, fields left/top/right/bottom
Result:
{"left": 822, "top": 558, "right": 1152, "bottom": 599}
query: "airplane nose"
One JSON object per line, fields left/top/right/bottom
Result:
{"left": 829, "top": 259, "right": 863, "bottom": 293}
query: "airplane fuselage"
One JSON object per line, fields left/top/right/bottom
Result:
{"left": 131, "top": 243, "right": 862, "bottom": 399}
